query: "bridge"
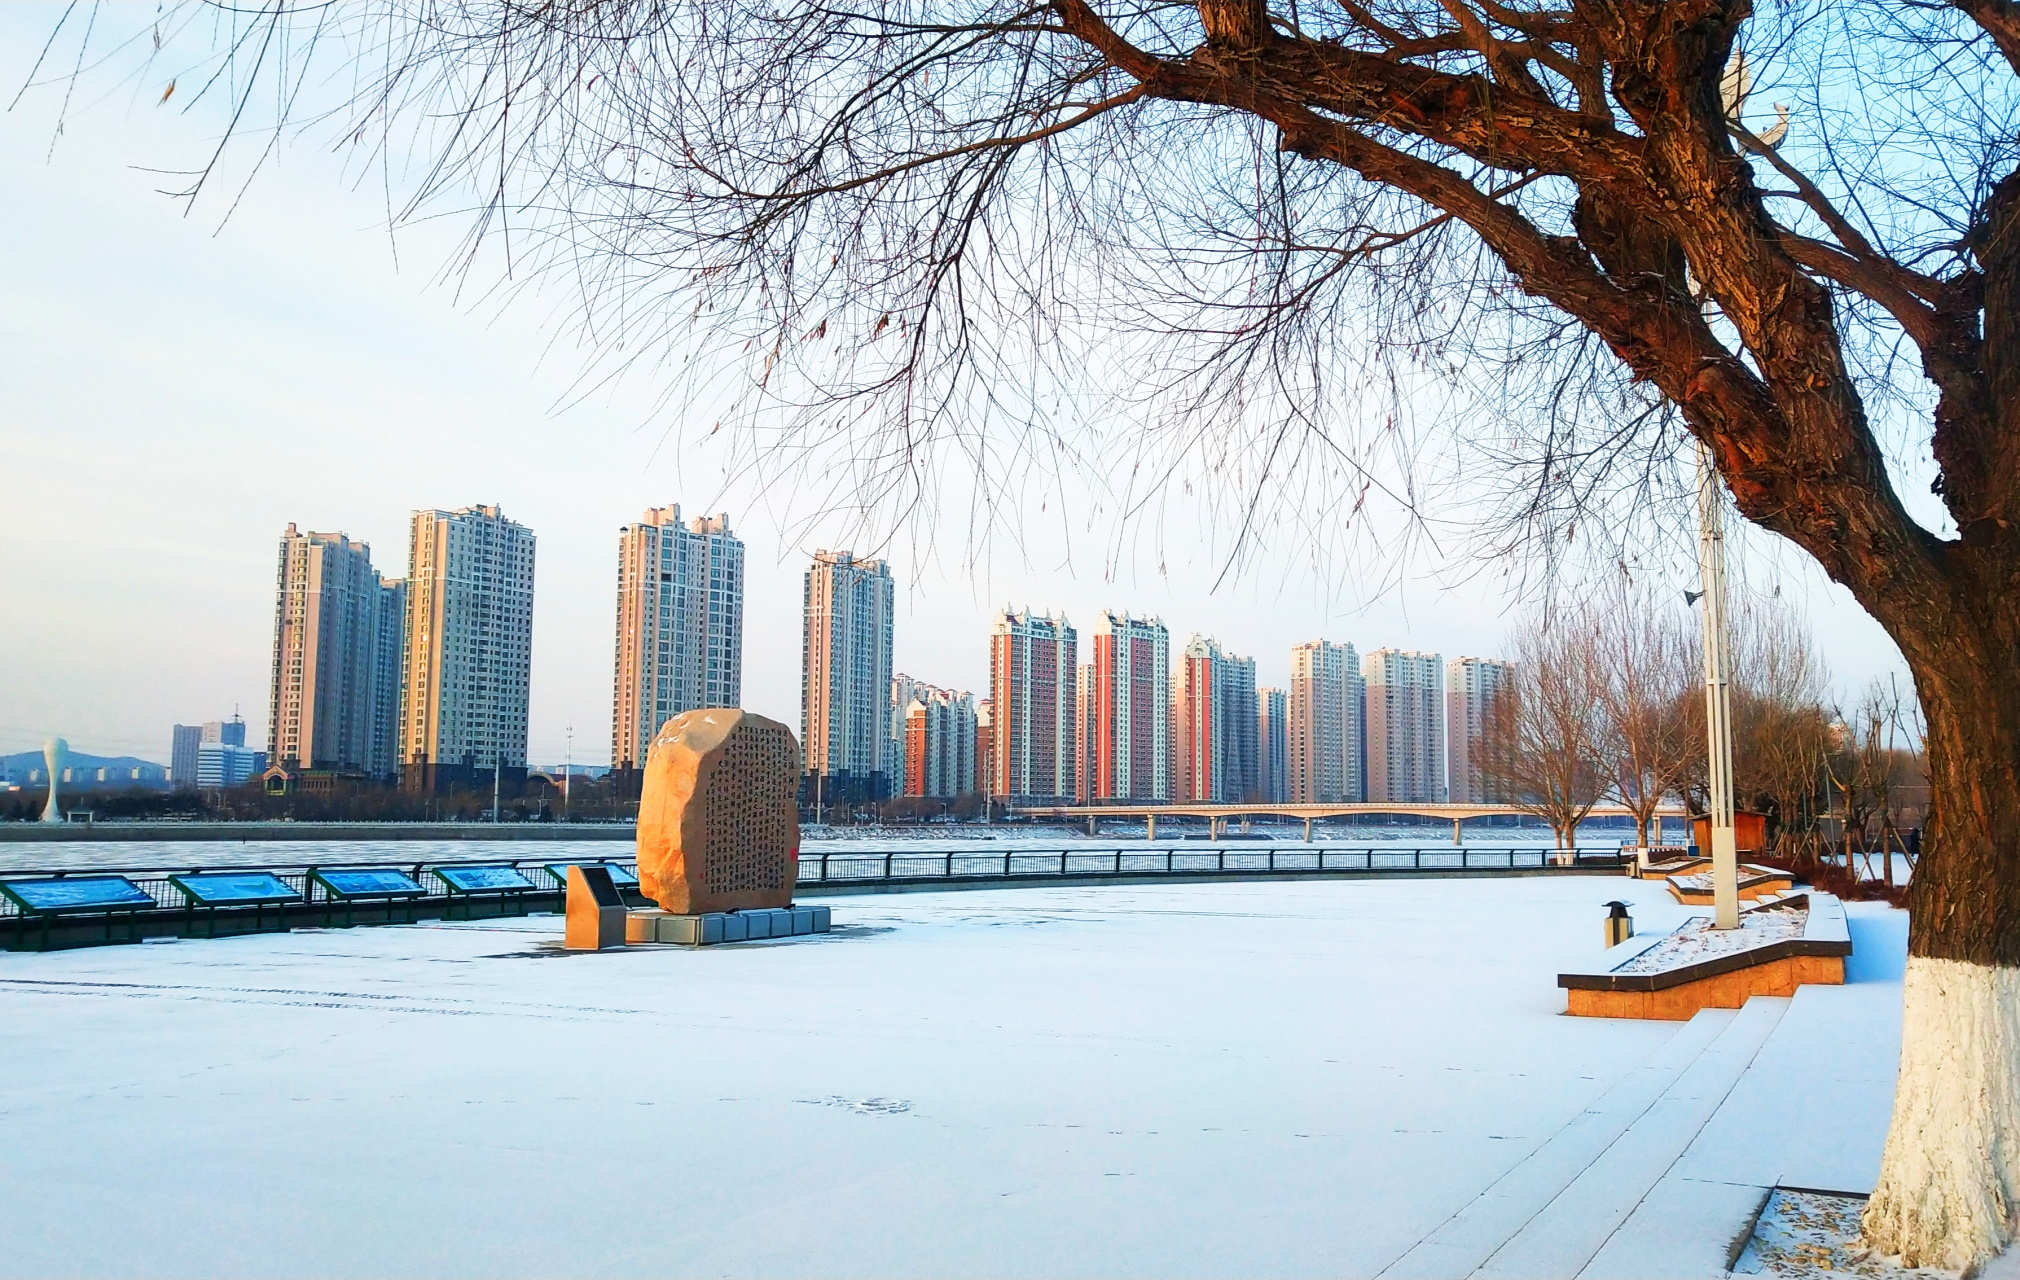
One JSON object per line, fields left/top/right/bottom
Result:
{"left": 1009, "top": 801, "right": 1689, "bottom": 843}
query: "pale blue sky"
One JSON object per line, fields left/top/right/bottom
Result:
{"left": 0, "top": 8, "right": 1914, "bottom": 767}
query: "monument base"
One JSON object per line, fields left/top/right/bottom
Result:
{"left": 625, "top": 905, "right": 831, "bottom": 946}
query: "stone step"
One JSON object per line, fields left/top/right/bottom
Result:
{"left": 1576, "top": 982, "right": 1905, "bottom": 1280}
{"left": 1472, "top": 995, "right": 1792, "bottom": 1280}
{"left": 1377, "top": 1007, "right": 1740, "bottom": 1280}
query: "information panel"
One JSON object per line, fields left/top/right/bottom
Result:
{"left": 171, "top": 873, "right": 302, "bottom": 905}
{"left": 1, "top": 877, "right": 155, "bottom": 913}
{"left": 315, "top": 869, "right": 427, "bottom": 899}
{"left": 435, "top": 865, "right": 535, "bottom": 893}
{"left": 545, "top": 862, "right": 640, "bottom": 890}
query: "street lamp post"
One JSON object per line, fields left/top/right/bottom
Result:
{"left": 1695, "top": 440, "right": 1742, "bottom": 929}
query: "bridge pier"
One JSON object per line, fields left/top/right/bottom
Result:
{"left": 1209, "top": 817, "right": 1220, "bottom": 841}
{"left": 1453, "top": 818, "right": 1464, "bottom": 845}
{"left": 1088, "top": 814, "right": 1098, "bottom": 837}
{"left": 1147, "top": 814, "right": 1157, "bottom": 841}
{"left": 1304, "top": 817, "right": 1314, "bottom": 842}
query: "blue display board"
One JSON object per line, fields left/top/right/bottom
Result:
{"left": 1, "top": 877, "right": 155, "bottom": 913}
{"left": 435, "top": 865, "right": 534, "bottom": 893}
{"left": 315, "top": 869, "right": 427, "bottom": 899}
{"left": 544, "top": 862, "right": 640, "bottom": 889}
{"left": 171, "top": 873, "right": 301, "bottom": 905}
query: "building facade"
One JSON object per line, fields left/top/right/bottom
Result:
{"left": 901, "top": 682, "right": 978, "bottom": 799}
{"left": 1288, "top": 640, "right": 1364, "bottom": 803}
{"left": 1173, "top": 636, "right": 1260, "bottom": 802}
{"left": 802, "top": 550, "right": 896, "bottom": 803}
{"left": 397, "top": 505, "right": 537, "bottom": 792}
{"left": 1259, "top": 686, "right": 1289, "bottom": 803}
{"left": 988, "top": 608, "right": 1078, "bottom": 804}
{"left": 1088, "top": 612, "right": 1170, "bottom": 802}
{"left": 610, "top": 506, "right": 744, "bottom": 771}
{"left": 1446, "top": 657, "right": 1516, "bottom": 803}
{"left": 268, "top": 526, "right": 402, "bottom": 777}
{"left": 1364, "top": 648, "right": 1447, "bottom": 802}
{"left": 196, "top": 741, "right": 266, "bottom": 789}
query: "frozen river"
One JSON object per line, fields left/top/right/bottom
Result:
{"left": 0, "top": 824, "right": 1610, "bottom": 874}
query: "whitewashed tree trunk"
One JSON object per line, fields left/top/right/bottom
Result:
{"left": 1862, "top": 958, "right": 2020, "bottom": 1271}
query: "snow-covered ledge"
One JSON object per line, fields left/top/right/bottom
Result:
{"left": 1558, "top": 893, "right": 1851, "bottom": 1020}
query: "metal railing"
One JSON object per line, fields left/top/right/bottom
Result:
{"left": 0, "top": 845, "right": 1622, "bottom": 936}
{"left": 795, "top": 844, "right": 1621, "bottom": 882}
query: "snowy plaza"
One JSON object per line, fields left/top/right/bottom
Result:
{"left": 0, "top": 875, "right": 1910, "bottom": 1278}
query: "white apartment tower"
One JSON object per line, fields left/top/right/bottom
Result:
{"left": 398, "top": 505, "right": 536, "bottom": 787}
{"left": 902, "top": 683, "right": 978, "bottom": 799}
{"left": 803, "top": 550, "right": 897, "bottom": 799}
{"left": 1364, "top": 648, "right": 1446, "bottom": 802}
{"left": 1288, "top": 640, "right": 1364, "bottom": 802}
{"left": 1447, "top": 657, "right": 1515, "bottom": 803}
{"left": 269, "top": 526, "right": 403, "bottom": 777}
{"left": 611, "top": 506, "right": 744, "bottom": 770}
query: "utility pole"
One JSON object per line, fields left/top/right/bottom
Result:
{"left": 492, "top": 750, "right": 503, "bottom": 824}
{"left": 1695, "top": 440, "right": 1742, "bottom": 929}
{"left": 564, "top": 724, "right": 573, "bottom": 822}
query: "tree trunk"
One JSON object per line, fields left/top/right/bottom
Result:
{"left": 1861, "top": 621, "right": 2020, "bottom": 1270}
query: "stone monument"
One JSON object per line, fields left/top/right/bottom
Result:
{"left": 40, "top": 737, "right": 66, "bottom": 824}
{"left": 635, "top": 708, "right": 801, "bottom": 915}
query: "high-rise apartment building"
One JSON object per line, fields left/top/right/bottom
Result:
{"left": 1288, "top": 641, "right": 1364, "bottom": 802}
{"left": 170, "top": 725, "right": 201, "bottom": 787}
{"left": 1088, "top": 612, "right": 1170, "bottom": 802}
{"left": 1259, "top": 687, "right": 1289, "bottom": 803}
{"left": 610, "top": 506, "right": 744, "bottom": 771}
{"left": 988, "top": 608, "right": 1078, "bottom": 803}
{"left": 1446, "top": 657, "right": 1515, "bottom": 803}
{"left": 397, "top": 505, "right": 537, "bottom": 792}
{"left": 1075, "top": 663, "right": 1096, "bottom": 803}
{"left": 268, "top": 526, "right": 402, "bottom": 777}
{"left": 1364, "top": 648, "right": 1446, "bottom": 802}
{"left": 901, "top": 682, "right": 978, "bottom": 799}
{"left": 1173, "top": 636, "right": 1260, "bottom": 802}
{"left": 803, "top": 550, "right": 896, "bottom": 802}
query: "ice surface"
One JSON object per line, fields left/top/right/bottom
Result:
{"left": 0, "top": 879, "right": 1904, "bottom": 1278}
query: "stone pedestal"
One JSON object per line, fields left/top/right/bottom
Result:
{"left": 636, "top": 708, "right": 802, "bottom": 914}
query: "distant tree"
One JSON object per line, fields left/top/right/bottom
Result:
{"left": 1480, "top": 607, "right": 1611, "bottom": 850}
{"left": 1594, "top": 583, "right": 1699, "bottom": 850}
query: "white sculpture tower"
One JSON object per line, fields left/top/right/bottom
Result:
{"left": 40, "top": 737, "right": 66, "bottom": 824}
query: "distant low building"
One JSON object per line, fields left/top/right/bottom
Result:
{"left": 197, "top": 742, "right": 266, "bottom": 789}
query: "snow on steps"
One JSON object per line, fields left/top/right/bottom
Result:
{"left": 1377, "top": 996, "right": 1792, "bottom": 1280}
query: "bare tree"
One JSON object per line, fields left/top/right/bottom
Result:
{"left": 1728, "top": 596, "right": 1834, "bottom": 855}
{"left": 25, "top": 0, "right": 2020, "bottom": 1264}
{"left": 1480, "top": 607, "right": 1610, "bottom": 850}
{"left": 1594, "top": 582, "right": 1698, "bottom": 851}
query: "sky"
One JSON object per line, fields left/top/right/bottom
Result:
{"left": 0, "top": 8, "right": 1919, "bottom": 768}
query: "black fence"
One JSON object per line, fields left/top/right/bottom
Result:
{"left": 0, "top": 844, "right": 1623, "bottom": 948}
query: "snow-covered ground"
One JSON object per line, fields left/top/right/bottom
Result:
{"left": 0, "top": 877, "right": 1908, "bottom": 1278}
